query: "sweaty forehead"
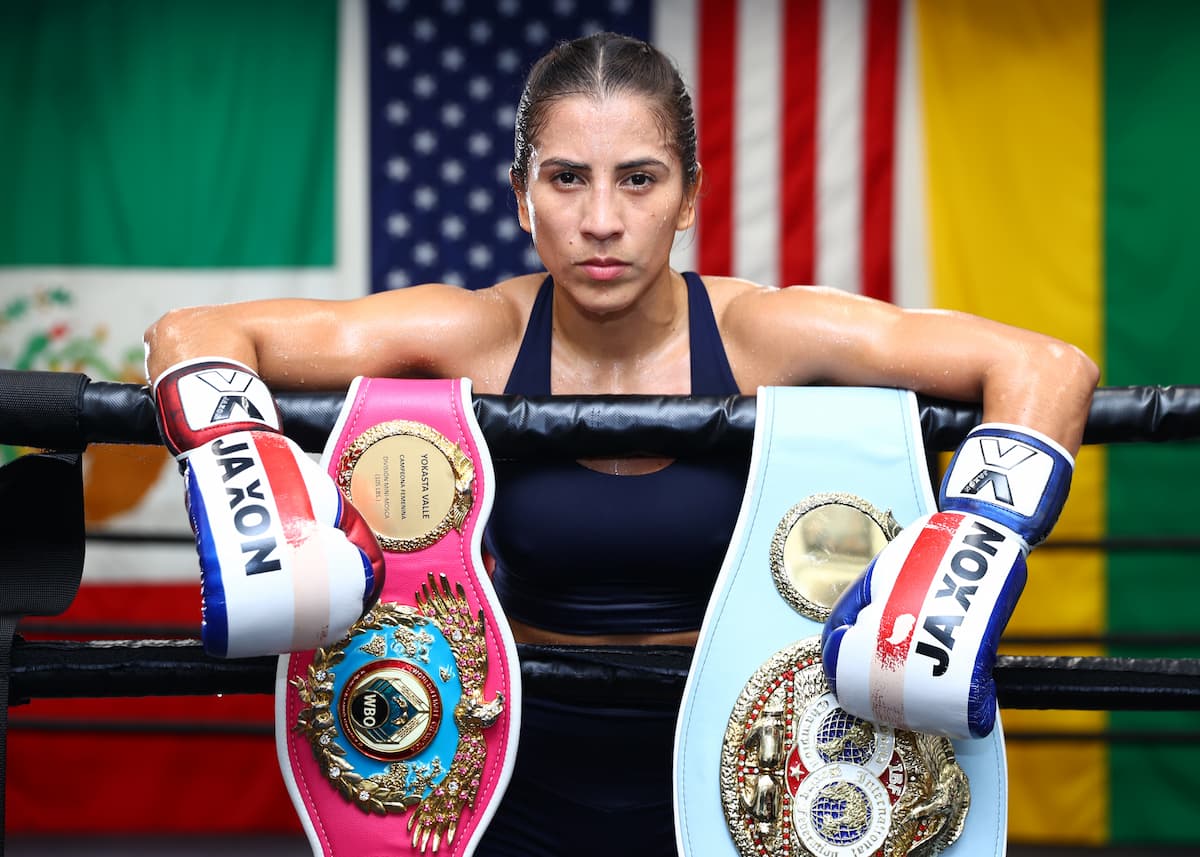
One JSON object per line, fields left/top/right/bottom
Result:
{"left": 532, "top": 94, "right": 674, "bottom": 163}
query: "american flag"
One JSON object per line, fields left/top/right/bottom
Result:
{"left": 368, "top": 0, "right": 651, "bottom": 292}
{"left": 368, "top": 0, "right": 926, "bottom": 305}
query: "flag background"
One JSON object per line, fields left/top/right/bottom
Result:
{"left": 1, "top": 0, "right": 1197, "bottom": 848}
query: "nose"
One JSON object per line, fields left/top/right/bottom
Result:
{"left": 580, "top": 186, "right": 623, "bottom": 242}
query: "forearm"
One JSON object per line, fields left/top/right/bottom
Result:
{"left": 762, "top": 293, "right": 1100, "bottom": 452}
{"left": 144, "top": 305, "right": 265, "bottom": 383}
{"left": 144, "top": 300, "right": 376, "bottom": 389}
{"left": 871, "top": 308, "right": 1100, "bottom": 455}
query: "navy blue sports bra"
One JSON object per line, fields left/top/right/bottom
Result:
{"left": 483, "top": 273, "right": 750, "bottom": 635}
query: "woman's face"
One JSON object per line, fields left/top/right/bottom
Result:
{"left": 514, "top": 93, "right": 698, "bottom": 315}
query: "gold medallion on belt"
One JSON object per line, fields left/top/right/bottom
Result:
{"left": 292, "top": 578, "right": 504, "bottom": 830}
{"left": 335, "top": 419, "right": 475, "bottom": 553}
{"left": 720, "top": 637, "right": 968, "bottom": 857}
{"left": 720, "top": 494, "right": 970, "bottom": 857}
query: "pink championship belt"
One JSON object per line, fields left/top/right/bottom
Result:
{"left": 275, "top": 377, "right": 521, "bottom": 857}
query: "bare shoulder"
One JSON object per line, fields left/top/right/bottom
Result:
{"left": 695, "top": 274, "right": 768, "bottom": 314}
{"left": 699, "top": 276, "right": 893, "bottom": 388}
{"left": 702, "top": 276, "right": 847, "bottom": 339}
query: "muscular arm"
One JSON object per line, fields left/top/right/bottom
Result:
{"left": 724, "top": 284, "right": 1099, "bottom": 454}
{"left": 783, "top": 285, "right": 1099, "bottom": 738}
{"left": 144, "top": 282, "right": 526, "bottom": 393}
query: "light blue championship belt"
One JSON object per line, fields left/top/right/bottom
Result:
{"left": 674, "top": 387, "right": 1007, "bottom": 857}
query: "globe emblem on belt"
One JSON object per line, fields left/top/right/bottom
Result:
{"left": 813, "top": 708, "right": 877, "bottom": 767}
{"left": 796, "top": 691, "right": 896, "bottom": 778}
{"left": 721, "top": 639, "right": 969, "bottom": 857}
{"left": 792, "top": 762, "right": 893, "bottom": 855}
{"left": 340, "top": 660, "right": 442, "bottom": 762}
{"left": 808, "top": 779, "right": 874, "bottom": 845}
{"left": 790, "top": 693, "right": 896, "bottom": 855}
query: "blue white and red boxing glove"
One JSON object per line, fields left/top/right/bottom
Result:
{"left": 154, "top": 358, "right": 385, "bottom": 658}
{"left": 822, "top": 423, "right": 1074, "bottom": 738}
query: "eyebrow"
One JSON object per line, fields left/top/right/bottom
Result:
{"left": 540, "top": 157, "right": 671, "bottom": 172}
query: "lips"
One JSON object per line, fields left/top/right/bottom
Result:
{"left": 579, "top": 258, "right": 629, "bottom": 281}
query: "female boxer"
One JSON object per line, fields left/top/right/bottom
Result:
{"left": 144, "top": 32, "right": 1098, "bottom": 856}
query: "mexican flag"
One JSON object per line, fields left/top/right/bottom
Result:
{"left": 0, "top": 0, "right": 359, "bottom": 837}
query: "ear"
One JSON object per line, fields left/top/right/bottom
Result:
{"left": 511, "top": 170, "right": 532, "bottom": 234}
{"left": 675, "top": 164, "right": 702, "bottom": 232}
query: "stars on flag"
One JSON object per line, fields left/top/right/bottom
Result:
{"left": 368, "top": 0, "right": 649, "bottom": 291}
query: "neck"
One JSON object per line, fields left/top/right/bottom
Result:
{"left": 550, "top": 269, "right": 690, "bottom": 394}
{"left": 555, "top": 268, "right": 684, "bottom": 354}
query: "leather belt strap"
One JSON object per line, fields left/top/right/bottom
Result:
{"left": 674, "top": 386, "right": 1007, "bottom": 857}
{"left": 276, "top": 377, "right": 520, "bottom": 857}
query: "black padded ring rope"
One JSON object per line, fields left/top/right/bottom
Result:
{"left": 0, "top": 367, "right": 1198, "bottom": 713}
{"left": 0, "top": 452, "right": 85, "bottom": 850}
{"left": 1, "top": 368, "right": 1198, "bottom": 712}
{"left": 1, "top": 370, "right": 1199, "bottom": 454}
{"left": 9, "top": 639, "right": 1200, "bottom": 713}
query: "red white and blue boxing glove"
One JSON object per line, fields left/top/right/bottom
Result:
{"left": 154, "top": 358, "right": 385, "bottom": 658}
{"left": 822, "top": 422, "right": 1074, "bottom": 738}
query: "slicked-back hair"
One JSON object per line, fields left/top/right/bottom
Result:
{"left": 510, "top": 32, "right": 698, "bottom": 191}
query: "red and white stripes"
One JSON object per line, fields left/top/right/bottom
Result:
{"left": 656, "top": 0, "right": 929, "bottom": 306}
